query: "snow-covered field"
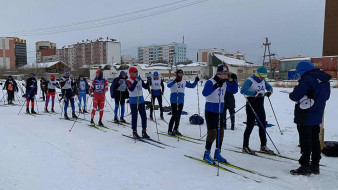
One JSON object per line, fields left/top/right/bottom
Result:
{"left": 0, "top": 81, "right": 337, "bottom": 190}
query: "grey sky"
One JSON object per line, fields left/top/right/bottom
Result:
{"left": 0, "top": 0, "right": 325, "bottom": 64}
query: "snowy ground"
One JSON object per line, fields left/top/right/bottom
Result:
{"left": 0, "top": 81, "right": 337, "bottom": 190}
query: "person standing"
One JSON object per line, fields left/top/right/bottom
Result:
{"left": 240, "top": 66, "right": 274, "bottom": 154}
{"left": 3, "top": 75, "right": 18, "bottom": 104}
{"left": 77, "top": 74, "right": 89, "bottom": 113}
{"left": 40, "top": 77, "right": 47, "bottom": 101}
{"left": 110, "top": 71, "right": 129, "bottom": 123}
{"left": 148, "top": 71, "right": 165, "bottom": 120}
{"left": 289, "top": 61, "right": 331, "bottom": 176}
{"left": 89, "top": 70, "right": 108, "bottom": 126}
{"left": 25, "top": 73, "right": 38, "bottom": 114}
{"left": 223, "top": 73, "right": 239, "bottom": 130}
{"left": 126, "top": 67, "right": 149, "bottom": 138}
{"left": 60, "top": 71, "right": 78, "bottom": 119}
{"left": 202, "top": 65, "right": 228, "bottom": 164}
{"left": 45, "top": 75, "right": 59, "bottom": 113}
{"left": 167, "top": 69, "right": 199, "bottom": 136}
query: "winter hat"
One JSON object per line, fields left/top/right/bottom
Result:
{"left": 120, "top": 70, "right": 126, "bottom": 76}
{"left": 176, "top": 69, "right": 183, "bottom": 75}
{"left": 217, "top": 64, "right": 229, "bottom": 75}
{"left": 30, "top": 73, "right": 36, "bottom": 78}
{"left": 96, "top": 69, "right": 101, "bottom": 74}
{"left": 255, "top": 66, "right": 268, "bottom": 78}
{"left": 129, "top": 67, "right": 138, "bottom": 75}
{"left": 153, "top": 71, "right": 159, "bottom": 76}
{"left": 50, "top": 75, "right": 55, "bottom": 80}
{"left": 64, "top": 70, "right": 70, "bottom": 76}
{"left": 79, "top": 74, "right": 84, "bottom": 78}
{"left": 296, "top": 61, "right": 316, "bottom": 76}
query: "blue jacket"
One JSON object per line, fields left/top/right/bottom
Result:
{"left": 126, "top": 79, "right": 149, "bottom": 104}
{"left": 202, "top": 78, "right": 225, "bottom": 113}
{"left": 110, "top": 76, "right": 128, "bottom": 99}
{"left": 167, "top": 80, "right": 197, "bottom": 104}
{"left": 289, "top": 69, "right": 331, "bottom": 126}
{"left": 240, "top": 75, "right": 273, "bottom": 96}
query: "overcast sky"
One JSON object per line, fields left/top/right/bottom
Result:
{"left": 0, "top": 0, "right": 325, "bottom": 64}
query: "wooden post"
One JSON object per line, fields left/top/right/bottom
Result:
{"left": 319, "top": 115, "right": 325, "bottom": 150}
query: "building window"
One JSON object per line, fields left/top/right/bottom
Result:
{"left": 238, "top": 69, "right": 244, "bottom": 73}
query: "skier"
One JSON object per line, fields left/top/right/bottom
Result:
{"left": 110, "top": 70, "right": 128, "bottom": 123}
{"left": 200, "top": 80, "right": 203, "bottom": 86}
{"left": 240, "top": 66, "right": 274, "bottom": 154}
{"left": 289, "top": 61, "right": 331, "bottom": 176}
{"left": 60, "top": 71, "right": 78, "bottom": 119}
{"left": 25, "top": 73, "right": 38, "bottom": 114}
{"left": 223, "top": 73, "right": 238, "bottom": 130}
{"left": 40, "top": 77, "right": 47, "bottom": 101}
{"left": 126, "top": 67, "right": 150, "bottom": 138}
{"left": 148, "top": 71, "right": 165, "bottom": 120}
{"left": 202, "top": 65, "right": 229, "bottom": 164}
{"left": 45, "top": 75, "right": 59, "bottom": 112}
{"left": 167, "top": 69, "right": 199, "bottom": 136}
{"left": 77, "top": 74, "right": 89, "bottom": 113}
{"left": 2, "top": 75, "right": 18, "bottom": 104}
{"left": 89, "top": 69, "right": 108, "bottom": 126}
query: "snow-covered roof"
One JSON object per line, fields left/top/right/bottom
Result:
{"left": 138, "top": 64, "right": 171, "bottom": 70}
{"left": 19, "top": 61, "right": 70, "bottom": 69}
{"left": 176, "top": 62, "right": 208, "bottom": 67}
{"left": 214, "top": 54, "right": 251, "bottom": 67}
{"left": 280, "top": 57, "right": 310, "bottom": 61}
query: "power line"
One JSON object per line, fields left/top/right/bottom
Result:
{"left": 2, "top": 0, "right": 209, "bottom": 36}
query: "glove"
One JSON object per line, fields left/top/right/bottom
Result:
{"left": 255, "top": 92, "right": 264, "bottom": 98}
{"left": 213, "top": 79, "right": 225, "bottom": 89}
{"left": 136, "top": 76, "right": 142, "bottom": 81}
{"left": 265, "top": 91, "right": 272, "bottom": 98}
{"left": 174, "top": 77, "right": 181, "bottom": 83}
{"left": 231, "top": 73, "right": 238, "bottom": 81}
{"left": 195, "top": 76, "right": 200, "bottom": 82}
{"left": 118, "top": 80, "right": 123, "bottom": 85}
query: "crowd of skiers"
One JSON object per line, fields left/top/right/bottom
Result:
{"left": 0, "top": 60, "right": 331, "bottom": 176}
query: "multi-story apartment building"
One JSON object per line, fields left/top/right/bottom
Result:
{"left": 57, "top": 38, "right": 121, "bottom": 68}
{"left": 197, "top": 48, "right": 245, "bottom": 62}
{"left": 36, "top": 41, "right": 57, "bottom": 63}
{"left": 138, "top": 42, "right": 186, "bottom": 65}
{"left": 0, "top": 37, "right": 27, "bottom": 70}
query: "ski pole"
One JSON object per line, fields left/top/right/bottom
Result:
{"left": 162, "top": 94, "right": 170, "bottom": 106}
{"left": 217, "top": 91, "right": 221, "bottom": 176}
{"left": 0, "top": 92, "right": 8, "bottom": 104}
{"left": 15, "top": 92, "right": 22, "bottom": 104}
{"left": 196, "top": 78, "right": 201, "bottom": 137}
{"left": 18, "top": 99, "right": 27, "bottom": 115}
{"left": 149, "top": 85, "right": 160, "bottom": 141}
{"left": 35, "top": 96, "right": 39, "bottom": 113}
{"left": 176, "top": 80, "right": 179, "bottom": 142}
{"left": 267, "top": 96, "right": 283, "bottom": 135}
{"left": 244, "top": 95, "right": 280, "bottom": 154}
{"left": 69, "top": 112, "right": 81, "bottom": 132}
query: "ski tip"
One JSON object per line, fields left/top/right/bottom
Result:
{"left": 69, "top": 129, "right": 72, "bottom": 132}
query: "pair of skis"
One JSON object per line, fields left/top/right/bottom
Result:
{"left": 158, "top": 132, "right": 203, "bottom": 145}
{"left": 122, "top": 134, "right": 175, "bottom": 149}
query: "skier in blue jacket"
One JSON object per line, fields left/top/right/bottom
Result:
{"left": 289, "top": 61, "right": 331, "bottom": 176}
{"left": 167, "top": 69, "right": 199, "bottom": 136}
{"left": 110, "top": 71, "right": 129, "bottom": 123}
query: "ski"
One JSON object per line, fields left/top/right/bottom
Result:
{"left": 122, "top": 134, "right": 165, "bottom": 149}
{"left": 219, "top": 161, "right": 277, "bottom": 179}
{"left": 177, "top": 134, "right": 205, "bottom": 142}
{"left": 59, "top": 118, "right": 81, "bottom": 123}
{"left": 253, "top": 151, "right": 298, "bottom": 161}
{"left": 25, "top": 113, "right": 37, "bottom": 117}
{"left": 98, "top": 124, "right": 119, "bottom": 132}
{"left": 107, "top": 120, "right": 128, "bottom": 128}
{"left": 88, "top": 123, "right": 107, "bottom": 132}
{"left": 159, "top": 118, "right": 169, "bottom": 124}
{"left": 184, "top": 155, "right": 261, "bottom": 183}
{"left": 148, "top": 118, "right": 161, "bottom": 125}
{"left": 143, "top": 138, "right": 176, "bottom": 148}
{"left": 158, "top": 132, "right": 202, "bottom": 145}
{"left": 223, "top": 148, "right": 282, "bottom": 163}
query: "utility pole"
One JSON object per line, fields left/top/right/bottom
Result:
{"left": 262, "top": 37, "right": 276, "bottom": 79}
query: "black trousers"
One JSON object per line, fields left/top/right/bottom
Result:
{"left": 168, "top": 103, "right": 184, "bottom": 132}
{"left": 205, "top": 110, "right": 224, "bottom": 150}
{"left": 243, "top": 97, "right": 267, "bottom": 148}
{"left": 149, "top": 95, "right": 163, "bottom": 117}
{"left": 7, "top": 90, "right": 15, "bottom": 103}
{"left": 114, "top": 91, "right": 126, "bottom": 106}
{"left": 223, "top": 107, "right": 235, "bottom": 128}
{"left": 297, "top": 125, "right": 321, "bottom": 166}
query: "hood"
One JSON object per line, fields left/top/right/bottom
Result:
{"left": 296, "top": 61, "right": 316, "bottom": 76}
{"left": 306, "top": 69, "right": 331, "bottom": 83}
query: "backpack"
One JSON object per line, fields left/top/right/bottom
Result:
{"left": 189, "top": 114, "right": 204, "bottom": 125}
{"left": 322, "top": 141, "right": 338, "bottom": 157}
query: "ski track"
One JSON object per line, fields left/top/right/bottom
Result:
{"left": 0, "top": 81, "right": 337, "bottom": 190}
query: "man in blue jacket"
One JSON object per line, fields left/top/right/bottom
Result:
{"left": 110, "top": 71, "right": 129, "bottom": 123}
{"left": 223, "top": 73, "right": 239, "bottom": 130}
{"left": 289, "top": 61, "right": 331, "bottom": 176}
{"left": 167, "top": 69, "right": 199, "bottom": 136}
{"left": 240, "top": 66, "right": 274, "bottom": 155}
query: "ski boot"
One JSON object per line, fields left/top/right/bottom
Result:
{"left": 290, "top": 166, "right": 311, "bottom": 176}
{"left": 309, "top": 164, "right": 320, "bottom": 175}
{"left": 51, "top": 108, "right": 55, "bottom": 113}
{"left": 90, "top": 119, "right": 95, "bottom": 126}
{"left": 260, "top": 146, "right": 275, "bottom": 154}
{"left": 231, "top": 124, "right": 235, "bottom": 130}
{"left": 114, "top": 118, "right": 119, "bottom": 123}
{"left": 31, "top": 108, "right": 37, "bottom": 114}
{"left": 149, "top": 115, "right": 154, "bottom": 120}
{"left": 160, "top": 113, "right": 164, "bottom": 120}
{"left": 120, "top": 118, "right": 126, "bottom": 123}
{"left": 142, "top": 129, "right": 150, "bottom": 139}
{"left": 72, "top": 112, "right": 78, "bottom": 119}
{"left": 45, "top": 108, "right": 49, "bottom": 113}
{"left": 133, "top": 130, "right": 141, "bottom": 139}
{"left": 79, "top": 109, "right": 82, "bottom": 113}
{"left": 26, "top": 107, "right": 30, "bottom": 114}
{"left": 64, "top": 113, "right": 70, "bottom": 120}
{"left": 242, "top": 146, "right": 256, "bottom": 155}
{"left": 203, "top": 150, "right": 215, "bottom": 164}
{"left": 214, "top": 148, "right": 228, "bottom": 163}
{"left": 83, "top": 109, "right": 88, "bottom": 113}
{"left": 98, "top": 119, "right": 104, "bottom": 126}
{"left": 168, "top": 130, "right": 176, "bottom": 136}
{"left": 173, "top": 129, "right": 182, "bottom": 136}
